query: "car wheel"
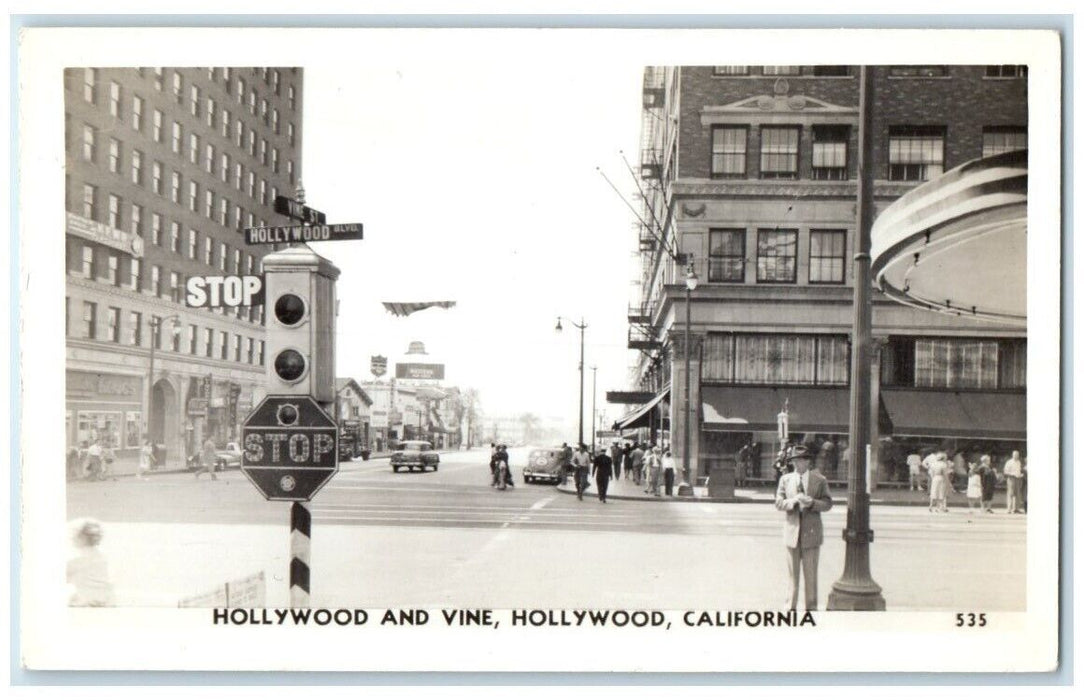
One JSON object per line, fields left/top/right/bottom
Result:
{"left": 433, "top": 465, "right": 438, "bottom": 472}
{"left": 393, "top": 465, "right": 400, "bottom": 473}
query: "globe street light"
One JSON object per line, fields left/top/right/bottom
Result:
{"left": 677, "top": 263, "right": 699, "bottom": 495}
{"left": 555, "top": 316, "right": 588, "bottom": 447}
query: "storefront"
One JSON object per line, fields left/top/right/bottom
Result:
{"left": 66, "top": 370, "right": 144, "bottom": 455}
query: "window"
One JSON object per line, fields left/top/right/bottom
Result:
{"left": 756, "top": 229, "right": 798, "bottom": 283}
{"left": 762, "top": 66, "right": 801, "bottom": 76}
{"left": 207, "top": 97, "right": 216, "bottom": 127}
{"left": 220, "top": 153, "right": 230, "bottom": 182}
{"left": 171, "top": 121, "right": 182, "bottom": 153}
{"left": 107, "top": 195, "right": 121, "bottom": 229}
{"left": 219, "top": 197, "right": 229, "bottom": 225}
{"left": 889, "top": 66, "right": 949, "bottom": 78}
{"left": 248, "top": 88, "right": 257, "bottom": 115}
{"left": 235, "top": 163, "right": 243, "bottom": 190}
{"left": 259, "top": 179, "right": 267, "bottom": 205}
{"left": 234, "top": 205, "right": 243, "bottom": 230}
{"left": 130, "top": 149, "right": 143, "bottom": 184}
{"left": 287, "top": 160, "right": 294, "bottom": 184}
{"left": 151, "top": 265, "right": 161, "bottom": 295}
{"left": 220, "top": 331, "right": 229, "bottom": 360}
{"left": 739, "top": 335, "right": 815, "bottom": 384}
{"left": 812, "top": 65, "right": 850, "bottom": 77}
{"left": 219, "top": 242, "right": 228, "bottom": 271}
{"left": 81, "top": 245, "right": 94, "bottom": 278}
{"left": 170, "top": 272, "right": 180, "bottom": 302}
{"left": 271, "top": 148, "right": 279, "bottom": 173}
{"left": 271, "top": 108, "right": 279, "bottom": 134}
{"left": 188, "top": 229, "right": 198, "bottom": 258}
{"left": 247, "top": 171, "right": 255, "bottom": 197}
{"left": 129, "top": 204, "right": 142, "bottom": 235}
{"left": 83, "top": 302, "right": 97, "bottom": 338}
{"left": 106, "top": 307, "right": 121, "bottom": 342}
{"left": 131, "top": 94, "right": 143, "bottom": 131}
{"left": 129, "top": 258, "right": 141, "bottom": 290}
{"left": 246, "top": 254, "right": 254, "bottom": 274}
{"left": 248, "top": 128, "right": 256, "bottom": 156}
{"left": 914, "top": 339, "right": 998, "bottom": 389}
{"left": 205, "top": 189, "right": 215, "bottom": 218}
{"left": 109, "top": 81, "right": 121, "bottom": 117}
{"left": 170, "top": 222, "right": 181, "bottom": 252}
{"left": 712, "top": 66, "right": 749, "bottom": 75}
{"left": 999, "top": 340, "right": 1027, "bottom": 388}
{"left": 81, "top": 124, "right": 96, "bottom": 161}
{"left": 288, "top": 85, "right": 295, "bottom": 110}
{"left": 272, "top": 69, "right": 280, "bottom": 94}
{"left": 232, "top": 248, "right": 241, "bottom": 274}
{"left": 205, "top": 143, "right": 215, "bottom": 173}
{"left": 711, "top": 126, "right": 747, "bottom": 178}
{"left": 190, "top": 85, "right": 200, "bottom": 116}
{"left": 189, "top": 324, "right": 198, "bottom": 354}
{"left": 985, "top": 65, "right": 1028, "bottom": 78}
{"left": 888, "top": 126, "right": 945, "bottom": 181}
{"left": 129, "top": 311, "right": 143, "bottom": 346}
{"left": 287, "top": 122, "right": 295, "bottom": 147}
{"left": 259, "top": 138, "right": 267, "bottom": 165}
{"left": 812, "top": 125, "right": 849, "bottom": 180}
{"left": 221, "top": 108, "right": 231, "bottom": 138}
{"left": 171, "top": 171, "right": 181, "bottom": 203}
{"left": 82, "top": 184, "right": 96, "bottom": 219}
{"left": 982, "top": 127, "right": 1027, "bottom": 157}
{"left": 204, "top": 328, "right": 214, "bottom": 358}
{"left": 809, "top": 230, "right": 846, "bottom": 284}
{"left": 257, "top": 340, "right": 265, "bottom": 366}
{"left": 235, "top": 118, "right": 244, "bottom": 147}
{"left": 188, "top": 181, "right": 198, "bottom": 212}
{"left": 83, "top": 68, "right": 96, "bottom": 103}
{"left": 204, "top": 237, "right": 213, "bottom": 265}
{"left": 759, "top": 126, "right": 799, "bottom": 179}
{"left": 172, "top": 72, "right": 183, "bottom": 102}
{"left": 189, "top": 133, "right": 199, "bottom": 164}
{"left": 108, "top": 138, "right": 121, "bottom": 173}
{"left": 153, "top": 109, "right": 163, "bottom": 142}
{"left": 234, "top": 334, "right": 243, "bottom": 362}
{"left": 236, "top": 78, "right": 245, "bottom": 103}
{"left": 260, "top": 98, "right": 268, "bottom": 123}
{"left": 223, "top": 67, "right": 231, "bottom": 86}
{"left": 106, "top": 253, "right": 118, "bottom": 284}
{"left": 246, "top": 337, "right": 255, "bottom": 364}
{"left": 708, "top": 229, "right": 745, "bottom": 283}
{"left": 151, "top": 213, "right": 162, "bottom": 246}
{"left": 171, "top": 322, "right": 182, "bottom": 352}
{"left": 153, "top": 67, "right": 164, "bottom": 91}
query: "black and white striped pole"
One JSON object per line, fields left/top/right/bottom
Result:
{"left": 290, "top": 502, "right": 312, "bottom": 607}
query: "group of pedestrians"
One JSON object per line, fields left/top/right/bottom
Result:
{"left": 489, "top": 443, "right": 514, "bottom": 489}
{"left": 65, "top": 439, "right": 119, "bottom": 482}
{"left": 918, "top": 449, "right": 1026, "bottom": 515}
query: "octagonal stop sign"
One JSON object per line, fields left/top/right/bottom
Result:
{"left": 241, "top": 395, "right": 339, "bottom": 501}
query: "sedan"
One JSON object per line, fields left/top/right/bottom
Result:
{"left": 523, "top": 447, "right": 565, "bottom": 484}
{"left": 390, "top": 440, "right": 440, "bottom": 473}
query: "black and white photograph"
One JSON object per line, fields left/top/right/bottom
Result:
{"left": 15, "top": 24, "right": 1062, "bottom": 675}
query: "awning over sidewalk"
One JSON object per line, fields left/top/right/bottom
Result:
{"left": 701, "top": 386, "right": 850, "bottom": 434}
{"left": 613, "top": 385, "right": 670, "bottom": 431}
{"left": 881, "top": 389, "right": 1026, "bottom": 441}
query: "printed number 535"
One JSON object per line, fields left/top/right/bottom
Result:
{"left": 956, "top": 613, "right": 987, "bottom": 627}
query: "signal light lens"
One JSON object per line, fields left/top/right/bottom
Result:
{"left": 274, "top": 293, "right": 306, "bottom": 326}
{"left": 274, "top": 349, "right": 307, "bottom": 382}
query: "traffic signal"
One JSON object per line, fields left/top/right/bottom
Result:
{"left": 260, "top": 246, "right": 341, "bottom": 402}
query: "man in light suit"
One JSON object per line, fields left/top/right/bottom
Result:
{"left": 774, "top": 444, "right": 833, "bottom": 611}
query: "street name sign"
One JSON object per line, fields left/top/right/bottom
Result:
{"left": 273, "top": 194, "right": 327, "bottom": 225}
{"left": 241, "top": 395, "right": 339, "bottom": 501}
{"left": 244, "top": 223, "right": 364, "bottom": 245}
{"left": 185, "top": 274, "right": 265, "bottom": 308}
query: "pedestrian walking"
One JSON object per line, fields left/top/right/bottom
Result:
{"left": 571, "top": 443, "right": 591, "bottom": 500}
{"left": 194, "top": 436, "right": 219, "bottom": 480}
{"left": 559, "top": 442, "right": 573, "bottom": 484}
{"left": 101, "top": 443, "right": 117, "bottom": 480}
{"left": 609, "top": 441, "right": 623, "bottom": 481}
{"left": 966, "top": 463, "right": 983, "bottom": 514}
{"left": 661, "top": 449, "right": 676, "bottom": 496}
{"left": 630, "top": 443, "right": 645, "bottom": 485}
{"left": 83, "top": 440, "right": 104, "bottom": 481}
{"left": 907, "top": 451, "right": 924, "bottom": 491}
{"left": 137, "top": 440, "right": 156, "bottom": 480}
{"left": 66, "top": 444, "right": 83, "bottom": 482}
{"left": 980, "top": 456, "right": 998, "bottom": 513}
{"left": 774, "top": 445, "right": 833, "bottom": 611}
{"left": 924, "top": 451, "right": 950, "bottom": 512}
{"left": 622, "top": 443, "right": 632, "bottom": 480}
{"left": 1003, "top": 450, "right": 1024, "bottom": 514}
{"left": 644, "top": 446, "right": 661, "bottom": 496}
{"left": 592, "top": 448, "right": 613, "bottom": 504}
{"left": 67, "top": 518, "right": 114, "bottom": 607}
{"left": 489, "top": 442, "right": 498, "bottom": 485}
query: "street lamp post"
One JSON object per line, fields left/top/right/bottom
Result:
{"left": 145, "top": 314, "right": 182, "bottom": 452}
{"left": 677, "top": 263, "right": 699, "bottom": 496}
{"left": 590, "top": 365, "right": 598, "bottom": 453}
{"left": 555, "top": 316, "right": 588, "bottom": 447}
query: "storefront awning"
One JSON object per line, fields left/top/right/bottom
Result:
{"left": 613, "top": 385, "right": 670, "bottom": 431}
{"left": 882, "top": 389, "right": 1026, "bottom": 441}
{"left": 701, "top": 386, "right": 850, "bottom": 434}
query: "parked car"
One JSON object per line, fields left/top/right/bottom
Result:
{"left": 390, "top": 440, "right": 439, "bottom": 473}
{"left": 215, "top": 442, "right": 243, "bottom": 470}
{"left": 523, "top": 447, "right": 564, "bottom": 484}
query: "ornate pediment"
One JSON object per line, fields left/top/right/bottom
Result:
{"left": 700, "top": 79, "right": 857, "bottom": 124}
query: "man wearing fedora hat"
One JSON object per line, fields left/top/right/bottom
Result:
{"left": 774, "top": 444, "right": 833, "bottom": 611}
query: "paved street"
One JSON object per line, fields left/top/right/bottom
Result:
{"left": 67, "top": 447, "right": 1026, "bottom": 612}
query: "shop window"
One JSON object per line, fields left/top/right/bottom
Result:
{"left": 888, "top": 126, "right": 945, "bottom": 181}
{"left": 759, "top": 126, "right": 799, "bottom": 179}
{"left": 708, "top": 229, "right": 745, "bottom": 282}
{"left": 712, "top": 66, "right": 749, "bottom": 76}
{"left": 985, "top": 65, "right": 1027, "bottom": 78}
{"left": 735, "top": 335, "right": 816, "bottom": 384}
{"left": 809, "top": 230, "right": 846, "bottom": 284}
{"left": 756, "top": 229, "right": 798, "bottom": 283}
{"left": 711, "top": 126, "right": 747, "bottom": 178}
{"left": 701, "top": 334, "right": 735, "bottom": 382}
{"left": 982, "top": 126, "right": 1027, "bottom": 157}
{"left": 762, "top": 66, "right": 801, "bottom": 76}
{"left": 914, "top": 338, "right": 999, "bottom": 389}
{"left": 812, "top": 125, "right": 849, "bottom": 180}
{"left": 77, "top": 411, "right": 123, "bottom": 448}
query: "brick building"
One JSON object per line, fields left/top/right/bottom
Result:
{"left": 64, "top": 67, "right": 303, "bottom": 465}
{"left": 617, "top": 65, "right": 1027, "bottom": 486}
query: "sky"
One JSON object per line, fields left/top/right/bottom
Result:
{"left": 298, "top": 60, "right": 646, "bottom": 426}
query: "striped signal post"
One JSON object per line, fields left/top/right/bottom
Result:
{"left": 290, "top": 502, "right": 312, "bottom": 607}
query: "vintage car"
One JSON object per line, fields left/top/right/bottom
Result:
{"left": 390, "top": 440, "right": 439, "bottom": 473}
{"left": 215, "top": 442, "right": 243, "bottom": 470}
{"left": 523, "top": 447, "right": 565, "bottom": 484}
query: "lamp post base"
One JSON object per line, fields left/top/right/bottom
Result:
{"left": 676, "top": 481, "right": 694, "bottom": 497}
{"left": 826, "top": 581, "right": 886, "bottom": 611}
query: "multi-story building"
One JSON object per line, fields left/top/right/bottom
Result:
{"left": 335, "top": 378, "right": 373, "bottom": 457}
{"left": 65, "top": 67, "right": 304, "bottom": 465}
{"left": 618, "top": 65, "right": 1027, "bottom": 486}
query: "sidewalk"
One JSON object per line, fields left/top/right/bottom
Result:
{"left": 556, "top": 472, "right": 1005, "bottom": 508}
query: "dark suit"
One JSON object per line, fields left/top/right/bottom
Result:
{"left": 592, "top": 453, "right": 614, "bottom": 503}
{"left": 774, "top": 468, "right": 833, "bottom": 610}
